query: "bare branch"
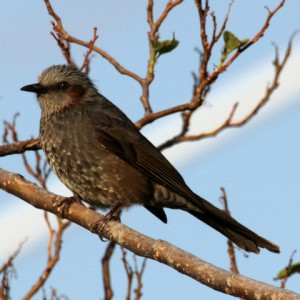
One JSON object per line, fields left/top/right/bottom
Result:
{"left": 146, "top": 0, "right": 154, "bottom": 30}
{"left": 80, "top": 27, "right": 99, "bottom": 72}
{"left": 121, "top": 248, "right": 133, "bottom": 300}
{"left": 148, "top": 0, "right": 184, "bottom": 35}
{"left": 213, "top": 1, "right": 233, "bottom": 43}
{"left": 157, "top": 102, "right": 238, "bottom": 151}
{"left": 44, "top": 0, "right": 143, "bottom": 84}
{"left": 1, "top": 115, "right": 66, "bottom": 298}
{"left": 135, "top": 101, "right": 196, "bottom": 129}
{"left": 50, "top": 31, "right": 72, "bottom": 66}
{"left": 0, "top": 168, "right": 299, "bottom": 300}
{"left": 137, "top": 0, "right": 286, "bottom": 133}
{"left": 3, "top": 116, "right": 47, "bottom": 187}
{"left": 0, "top": 138, "right": 40, "bottom": 157}
{"left": 0, "top": 240, "right": 26, "bottom": 300}
{"left": 207, "top": 0, "right": 286, "bottom": 83}
{"left": 0, "top": 241, "right": 26, "bottom": 274}
{"left": 280, "top": 250, "right": 297, "bottom": 289}
{"left": 220, "top": 188, "right": 240, "bottom": 275}
{"left": 144, "top": 0, "right": 184, "bottom": 113}
{"left": 133, "top": 256, "right": 146, "bottom": 300}
{"left": 157, "top": 30, "right": 293, "bottom": 151}
{"left": 23, "top": 217, "right": 70, "bottom": 300}
{"left": 194, "top": 0, "right": 211, "bottom": 85}
{"left": 101, "top": 242, "right": 116, "bottom": 300}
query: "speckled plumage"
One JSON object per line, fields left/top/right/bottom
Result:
{"left": 40, "top": 100, "right": 151, "bottom": 208}
{"left": 21, "top": 65, "right": 280, "bottom": 254}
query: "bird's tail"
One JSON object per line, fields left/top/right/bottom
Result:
{"left": 188, "top": 195, "right": 280, "bottom": 254}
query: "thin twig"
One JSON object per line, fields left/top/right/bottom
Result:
{"left": 148, "top": 0, "right": 184, "bottom": 35}
{"left": 157, "top": 102, "right": 238, "bottom": 150}
{"left": 80, "top": 27, "right": 99, "bottom": 72}
{"left": 23, "top": 219, "right": 70, "bottom": 300}
{"left": 0, "top": 138, "right": 40, "bottom": 157}
{"left": 157, "top": 30, "right": 293, "bottom": 151}
{"left": 205, "top": 0, "right": 286, "bottom": 85}
{"left": 3, "top": 115, "right": 47, "bottom": 187}
{"left": 50, "top": 31, "right": 72, "bottom": 65}
{"left": 44, "top": 0, "right": 142, "bottom": 83}
{"left": 0, "top": 240, "right": 26, "bottom": 300}
{"left": 121, "top": 248, "right": 133, "bottom": 300}
{"left": 101, "top": 242, "right": 116, "bottom": 300}
{"left": 137, "top": 0, "right": 286, "bottom": 133}
{"left": 213, "top": 1, "right": 233, "bottom": 43}
{"left": 281, "top": 250, "right": 297, "bottom": 289}
{"left": 2, "top": 114, "right": 68, "bottom": 299}
{"left": 220, "top": 187, "right": 239, "bottom": 275}
{"left": 0, "top": 241, "right": 26, "bottom": 274}
{"left": 44, "top": 0, "right": 183, "bottom": 114}
{"left": 133, "top": 256, "right": 147, "bottom": 300}
{"left": 143, "top": 0, "right": 184, "bottom": 113}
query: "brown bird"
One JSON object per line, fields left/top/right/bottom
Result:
{"left": 21, "top": 65, "right": 279, "bottom": 254}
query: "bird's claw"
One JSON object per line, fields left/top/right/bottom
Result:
{"left": 53, "top": 194, "right": 81, "bottom": 219}
{"left": 92, "top": 202, "right": 122, "bottom": 240}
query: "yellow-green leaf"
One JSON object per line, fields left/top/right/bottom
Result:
{"left": 218, "top": 31, "right": 249, "bottom": 68}
{"left": 150, "top": 33, "right": 179, "bottom": 59}
{"left": 274, "top": 262, "right": 300, "bottom": 280}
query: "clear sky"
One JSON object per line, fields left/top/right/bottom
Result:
{"left": 0, "top": 1, "right": 300, "bottom": 299}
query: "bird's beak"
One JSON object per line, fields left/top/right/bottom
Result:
{"left": 20, "top": 83, "right": 46, "bottom": 94}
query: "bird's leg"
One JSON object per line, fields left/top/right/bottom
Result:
{"left": 93, "top": 201, "right": 122, "bottom": 240}
{"left": 53, "top": 193, "right": 82, "bottom": 218}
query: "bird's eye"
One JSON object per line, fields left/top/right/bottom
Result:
{"left": 57, "top": 81, "right": 69, "bottom": 90}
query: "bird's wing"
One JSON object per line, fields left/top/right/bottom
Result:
{"left": 92, "top": 101, "right": 196, "bottom": 203}
{"left": 88, "top": 102, "right": 281, "bottom": 254}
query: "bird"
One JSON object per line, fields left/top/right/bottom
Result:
{"left": 21, "top": 64, "right": 279, "bottom": 254}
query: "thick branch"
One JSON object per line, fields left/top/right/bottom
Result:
{"left": 0, "top": 168, "right": 299, "bottom": 300}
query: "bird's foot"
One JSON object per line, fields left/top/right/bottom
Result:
{"left": 93, "top": 201, "right": 122, "bottom": 241}
{"left": 53, "top": 194, "right": 82, "bottom": 218}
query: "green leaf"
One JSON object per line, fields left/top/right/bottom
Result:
{"left": 274, "top": 262, "right": 300, "bottom": 280}
{"left": 218, "top": 31, "right": 249, "bottom": 68}
{"left": 150, "top": 33, "right": 179, "bottom": 59}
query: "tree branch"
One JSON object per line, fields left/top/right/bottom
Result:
{"left": 44, "top": 0, "right": 143, "bottom": 85}
{"left": 0, "top": 138, "right": 40, "bottom": 157}
{"left": 136, "top": 0, "right": 286, "bottom": 132}
{"left": 101, "top": 242, "right": 116, "bottom": 300}
{"left": 23, "top": 217, "right": 70, "bottom": 300}
{"left": 157, "top": 29, "right": 293, "bottom": 151}
{"left": 0, "top": 168, "right": 299, "bottom": 300}
{"left": 0, "top": 241, "right": 25, "bottom": 300}
{"left": 220, "top": 187, "right": 240, "bottom": 275}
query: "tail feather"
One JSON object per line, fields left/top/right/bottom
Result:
{"left": 188, "top": 196, "right": 280, "bottom": 254}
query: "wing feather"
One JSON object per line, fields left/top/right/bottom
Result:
{"left": 90, "top": 99, "right": 196, "bottom": 203}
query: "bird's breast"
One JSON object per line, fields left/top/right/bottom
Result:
{"left": 40, "top": 110, "right": 151, "bottom": 208}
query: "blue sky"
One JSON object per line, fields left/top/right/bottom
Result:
{"left": 0, "top": 1, "right": 300, "bottom": 299}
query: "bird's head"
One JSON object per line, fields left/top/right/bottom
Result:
{"left": 21, "top": 65, "right": 98, "bottom": 117}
